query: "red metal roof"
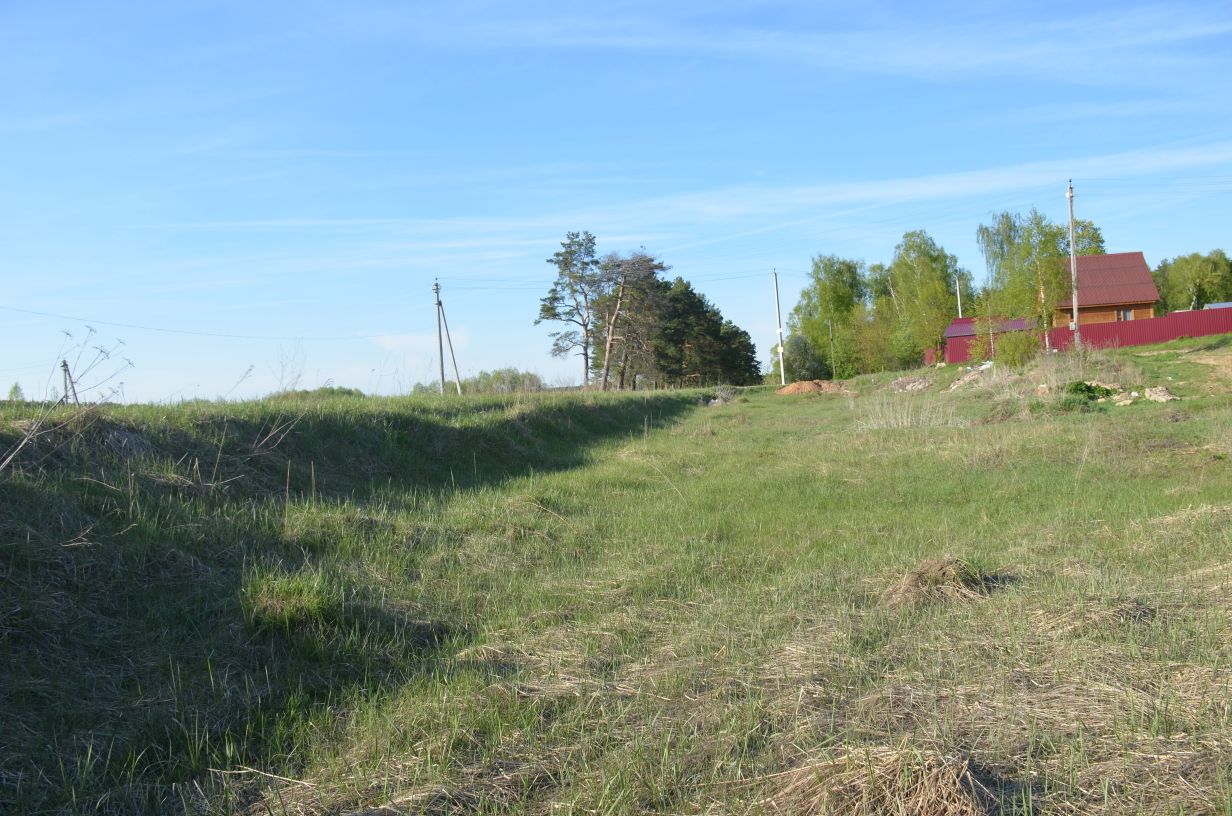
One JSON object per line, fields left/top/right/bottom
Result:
{"left": 943, "top": 316, "right": 1034, "bottom": 338}
{"left": 1056, "top": 252, "right": 1158, "bottom": 309}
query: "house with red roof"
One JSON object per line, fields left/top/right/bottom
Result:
{"left": 1053, "top": 251, "right": 1159, "bottom": 327}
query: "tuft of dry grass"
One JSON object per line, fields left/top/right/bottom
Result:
{"left": 881, "top": 557, "right": 992, "bottom": 609}
{"left": 854, "top": 395, "right": 969, "bottom": 430}
{"left": 755, "top": 744, "right": 996, "bottom": 816}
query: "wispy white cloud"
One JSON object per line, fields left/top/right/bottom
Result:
{"left": 149, "top": 138, "right": 1232, "bottom": 271}
{"left": 326, "top": 2, "right": 1232, "bottom": 85}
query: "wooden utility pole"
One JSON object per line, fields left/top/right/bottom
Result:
{"left": 773, "top": 270, "right": 786, "bottom": 385}
{"left": 1068, "top": 180, "right": 1081, "bottom": 350}
{"left": 434, "top": 281, "right": 446, "bottom": 393}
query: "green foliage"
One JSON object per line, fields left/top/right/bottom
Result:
{"left": 462, "top": 368, "right": 544, "bottom": 394}
{"left": 591, "top": 250, "right": 671, "bottom": 390}
{"left": 6, "top": 382, "right": 23, "bottom": 401}
{"left": 788, "top": 234, "right": 968, "bottom": 377}
{"left": 884, "top": 230, "right": 967, "bottom": 359}
{"left": 776, "top": 334, "right": 827, "bottom": 382}
{"left": 1153, "top": 250, "right": 1232, "bottom": 312}
{"left": 976, "top": 208, "right": 1104, "bottom": 328}
{"left": 538, "top": 230, "right": 603, "bottom": 383}
{"left": 540, "top": 235, "right": 761, "bottom": 390}
{"left": 654, "top": 278, "right": 761, "bottom": 386}
{"left": 1066, "top": 380, "right": 1116, "bottom": 399}
{"left": 788, "top": 255, "right": 867, "bottom": 379}
{"left": 992, "top": 330, "right": 1041, "bottom": 370}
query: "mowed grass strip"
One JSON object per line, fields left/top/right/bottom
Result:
{"left": 3, "top": 346, "right": 1232, "bottom": 814}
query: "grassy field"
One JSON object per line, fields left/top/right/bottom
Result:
{"left": 3, "top": 340, "right": 1232, "bottom": 815}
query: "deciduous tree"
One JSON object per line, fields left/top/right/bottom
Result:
{"left": 1154, "top": 250, "right": 1232, "bottom": 312}
{"left": 885, "top": 230, "right": 968, "bottom": 359}
{"left": 537, "top": 231, "right": 603, "bottom": 385}
{"left": 976, "top": 209, "right": 1104, "bottom": 328}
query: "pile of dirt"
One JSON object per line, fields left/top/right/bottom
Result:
{"left": 891, "top": 376, "right": 932, "bottom": 393}
{"left": 776, "top": 380, "right": 854, "bottom": 396}
{"left": 757, "top": 744, "right": 995, "bottom": 816}
{"left": 881, "top": 556, "right": 991, "bottom": 609}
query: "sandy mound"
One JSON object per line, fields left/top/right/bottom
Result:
{"left": 882, "top": 556, "right": 990, "bottom": 609}
{"left": 776, "top": 380, "right": 853, "bottom": 395}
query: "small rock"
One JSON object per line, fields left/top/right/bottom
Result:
{"left": 1130, "top": 391, "right": 1140, "bottom": 398}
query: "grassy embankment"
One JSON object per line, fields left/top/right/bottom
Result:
{"left": 3, "top": 337, "right": 1232, "bottom": 814}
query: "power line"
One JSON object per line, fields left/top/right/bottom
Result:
{"left": 0, "top": 304, "right": 424, "bottom": 342}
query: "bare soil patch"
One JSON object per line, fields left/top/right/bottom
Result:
{"left": 776, "top": 380, "right": 854, "bottom": 396}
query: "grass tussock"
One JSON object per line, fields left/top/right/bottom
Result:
{"left": 756, "top": 744, "right": 996, "bottom": 816}
{"left": 855, "top": 395, "right": 969, "bottom": 429}
{"left": 881, "top": 557, "right": 992, "bottom": 609}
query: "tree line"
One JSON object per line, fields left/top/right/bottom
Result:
{"left": 785, "top": 208, "right": 1228, "bottom": 379}
{"left": 536, "top": 231, "right": 761, "bottom": 389}
{"left": 1154, "top": 250, "right": 1232, "bottom": 312}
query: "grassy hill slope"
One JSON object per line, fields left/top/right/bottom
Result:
{"left": 4, "top": 342, "right": 1232, "bottom": 814}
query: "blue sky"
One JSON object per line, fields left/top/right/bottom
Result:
{"left": 3, "top": 1, "right": 1231, "bottom": 401}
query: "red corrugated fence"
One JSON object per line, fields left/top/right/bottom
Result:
{"left": 1046, "top": 309, "right": 1232, "bottom": 352}
{"left": 943, "top": 309, "right": 1232, "bottom": 364}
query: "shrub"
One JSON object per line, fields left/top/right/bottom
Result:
{"left": 993, "top": 330, "right": 1041, "bottom": 370}
{"left": 1066, "top": 381, "right": 1116, "bottom": 400}
{"left": 463, "top": 368, "right": 544, "bottom": 394}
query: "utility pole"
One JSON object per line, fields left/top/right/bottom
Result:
{"left": 440, "top": 299, "right": 463, "bottom": 396}
{"left": 1067, "top": 180, "right": 1081, "bottom": 350}
{"left": 434, "top": 280, "right": 446, "bottom": 394}
{"left": 433, "top": 280, "right": 463, "bottom": 396}
{"left": 772, "top": 270, "right": 786, "bottom": 385}
{"left": 60, "top": 359, "right": 79, "bottom": 406}
{"left": 956, "top": 278, "right": 963, "bottom": 319}
{"left": 826, "top": 318, "right": 836, "bottom": 378}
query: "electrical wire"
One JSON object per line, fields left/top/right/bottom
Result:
{"left": 0, "top": 304, "right": 425, "bottom": 342}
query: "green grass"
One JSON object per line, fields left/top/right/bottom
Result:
{"left": 3, "top": 351, "right": 1232, "bottom": 815}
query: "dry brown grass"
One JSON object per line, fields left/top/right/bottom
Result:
{"left": 754, "top": 744, "right": 996, "bottom": 816}
{"left": 881, "top": 557, "right": 991, "bottom": 609}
